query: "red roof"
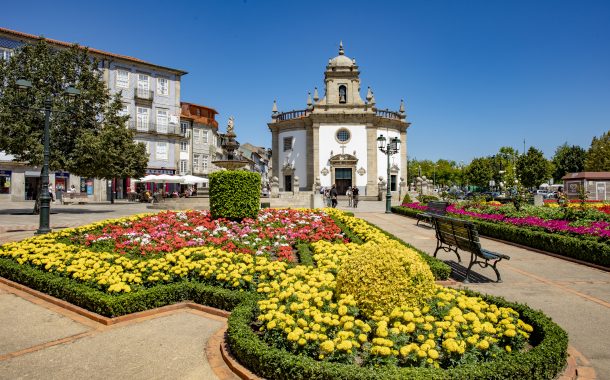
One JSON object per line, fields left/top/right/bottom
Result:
{"left": 561, "top": 172, "right": 610, "bottom": 180}
{"left": 180, "top": 102, "right": 219, "bottom": 129}
{"left": 0, "top": 27, "right": 187, "bottom": 75}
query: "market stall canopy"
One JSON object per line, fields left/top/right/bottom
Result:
{"left": 138, "top": 174, "right": 182, "bottom": 183}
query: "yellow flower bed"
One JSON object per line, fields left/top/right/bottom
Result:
{"left": 0, "top": 209, "right": 533, "bottom": 369}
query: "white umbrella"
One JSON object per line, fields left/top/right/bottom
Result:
{"left": 180, "top": 175, "right": 208, "bottom": 185}
{"left": 139, "top": 174, "right": 182, "bottom": 183}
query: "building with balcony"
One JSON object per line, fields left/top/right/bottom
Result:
{"left": 268, "top": 43, "right": 410, "bottom": 196}
{"left": 180, "top": 102, "right": 219, "bottom": 182}
{"left": 239, "top": 143, "right": 272, "bottom": 186}
{"left": 0, "top": 27, "right": 187, "bottom": 201}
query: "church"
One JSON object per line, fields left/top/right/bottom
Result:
{"left": 268, "top": 43, "right": 410, "bottom": 197}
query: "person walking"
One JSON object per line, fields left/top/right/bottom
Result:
{"left": 352, "top": 186, "right": 359, "bottom": 208}
{"left": 346, "top": 187, "right": 353, "bottom": 207}
{"left": 330, "top": 184, "right": 338, "bottom": 208}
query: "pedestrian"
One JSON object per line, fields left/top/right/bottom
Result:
{"left": 49, "top": 186, "right": 55, "bottom": 203}
{"left": 352, "top": 186, "right": 359, "bottom": 208}
{"left": 346, "top": 187, "right": 352, "bottom": 207}
{"left": 330, "top": 184, "right": 338, "bottom": 208}
{"left": 324, "top": 188, "right": 331, "bottom": 207}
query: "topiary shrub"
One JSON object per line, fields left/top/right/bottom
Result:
{"left": 417, "top": 194, "right": 439, "bottom": 204}
{"left": 210, "top": 170, "right": 261, "bottom": 220}
{"left": 402, "top": 192, "right": 412, "bottom": 204}
{"left": 335, "top": 241, "right": 435, "bottom": 316}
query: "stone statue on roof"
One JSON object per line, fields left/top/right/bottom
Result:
{"left": 227, "top": 116, "right": 234, "bottom": 133}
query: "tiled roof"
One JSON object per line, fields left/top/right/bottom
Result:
{"left": 0, "top": 27, "right": 187, "bottom": 75}
{"left": 180, "top": 102, "right": 219, "bottom": 129}
{"left": 562, "top": 172, "right": 610, "bottom": 180}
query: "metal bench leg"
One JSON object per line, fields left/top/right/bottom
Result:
{"left": 491, "top": 258, "right": 503, "bottom": 283}
{"left": 463, "top": 253, "right": 476, "bottom": 283}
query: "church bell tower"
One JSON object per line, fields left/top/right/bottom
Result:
{"left": 320, "top": 42, "right": 365, "bottom": 107}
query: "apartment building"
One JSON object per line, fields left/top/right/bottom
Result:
{"left": 0, "top": 27, "right": 187, "bottom": 201}
{"left": 180, "top": 102, "right": 219, "bottom": 183}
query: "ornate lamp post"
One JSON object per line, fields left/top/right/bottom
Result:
{"left": 15, "top": 79, "right": 80, "bottom": 234}
{"left": 376, "top": 134, "right": 401, "bottom": 214}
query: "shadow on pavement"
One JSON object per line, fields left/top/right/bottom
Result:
{"left": 0, "top": 208, "right": 114, "bottom": 215}
{"left": 444, "top": 260, "right": 496, "bottom": 283}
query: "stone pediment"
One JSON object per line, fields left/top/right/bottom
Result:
{"left": 329, "top": 154, "right": 358, "bottom": 166}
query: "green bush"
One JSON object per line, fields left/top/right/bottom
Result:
{"left": 209, "top": 170, "right": 261, "bottom": 220}
{"left": 392, "top": 206, "right": 610, "bottom": 268}
{"left": 226, "top": 296, "right": 567, "bottom": 380}
{"left": 417, "top": 194, "right": 439, "bottom": 204}
{"left": 402, "top": 193, "right": 412, "bottom": 204}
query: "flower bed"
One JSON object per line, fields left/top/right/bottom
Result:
{"left": 393, "top": 204, "right": 610, "bottom": 267}
{"left": 0, "top": 208, "right": 568, "bottom": 379}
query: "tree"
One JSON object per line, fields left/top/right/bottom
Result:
{"left": 584, "top": 130, "right": 610, "bottom": 172}
{"left": 552, "top": 143, "right": 586, "bottom": 180}
{"left": 0, "top": 39, "right": 147, "bottom": 180}
{"left": 465, "top": 157, "right": 494, "bottom": 188}
{"left": 516, "top": 147, "right": 551, "bottom": 188}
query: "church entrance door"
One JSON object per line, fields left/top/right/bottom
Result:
{"left": 335, "top": 168, "right": 352, "bottom": 195}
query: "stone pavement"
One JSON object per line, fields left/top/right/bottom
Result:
{"left": 0, "top": 200, "right": 608, "bottom": 378}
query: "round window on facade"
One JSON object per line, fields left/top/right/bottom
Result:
{"left": 336, "top": 129, "right": 351, "bottom": 143}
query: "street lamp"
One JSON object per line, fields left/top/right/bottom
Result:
{"left": 377, "top": 134, "right": 401, "bottom": 213}
{"left": 15, "top": 79, "right": 80, "bottom": 234}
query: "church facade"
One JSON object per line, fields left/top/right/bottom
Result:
{"left": 268, "top": 43, "right": 410, "bottom": 197}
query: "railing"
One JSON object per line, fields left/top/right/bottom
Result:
{"left": 274, "top": 109, "right": 310, "bottom": 121}
{"left": 128, "top": 121, "right": 186, "bottom": 138}
{"left": 376, "top": 109, "right": 402, "bottom": 120}
{"left": 134, "top": 88, "right": 154, "bottom": 101}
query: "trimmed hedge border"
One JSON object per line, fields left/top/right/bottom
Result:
{"left": 226, "top": 295, "right": 568, "bottom": 380}
{"left": 392, "top": 206, "right": 610, "bottom": 268}
{"left": 0, "top": 258, "right": 253, "bottom": 317}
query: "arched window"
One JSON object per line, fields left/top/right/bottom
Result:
{"left": 339, "top": 85, "right": 347, "bottom": 103}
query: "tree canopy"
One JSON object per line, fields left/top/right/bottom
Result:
{"left": 465, "top": 157, "right": 494, "bottom": 188}
{"left": 584, "top": 130, "right": 610, "bottom": 172}
{"left": 552, "top": 143, "right": 586, "bottom": 180}
{"left": 516, "top": 147, "right": 551, "bottom": 188}
{"left": 0, "top": 39, "right": 147, "bottom": 179}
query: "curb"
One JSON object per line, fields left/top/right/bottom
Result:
{"left": 0, "top": 276, "right": 598, "bottom": 380}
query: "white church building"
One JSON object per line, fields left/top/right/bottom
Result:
{"left": 268, "top": 43, "right": 410, "bottom": 197}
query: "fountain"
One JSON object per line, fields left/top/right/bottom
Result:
{"left": 212, "top": 116, "right": 250, "bottom": 170}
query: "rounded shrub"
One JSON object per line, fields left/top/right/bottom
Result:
{"left": 210, "top": 170, "right": 261, "bottom": 220}
{"left": 402, "top": 192, "right": 412, "bottom": 204}
{"left": 335, "top": 241, "right": 435, "bottom": 316}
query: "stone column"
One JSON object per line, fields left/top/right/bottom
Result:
{"left": 312, "top": 123, "right": 320, "bottom": 187}
{"left": 270, "top": 176, "right": 279, "bottom": 198}
{"left": 366, "top": 124, "right": 378, "bottom": 196}
{"left": 401, "top": 130, "right": 408, "bottom": 187}
{"left": 293, "top": 176, "right": 300, "bottom": 195}
{"left": 271, "top": 127, "right": 279, "bottom": 183}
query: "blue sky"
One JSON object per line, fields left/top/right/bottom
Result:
{"left": 2, "top": 0, "right": 609, "bottom": 163}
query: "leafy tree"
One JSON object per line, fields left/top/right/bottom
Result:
{"left": 465, "top": 157, "right": 494, "bottom": 188}
{"left": 584, "top": 130, "right": 610, "bottom": 171}
{"left": 0, "top": 39, "right": 147, "bottom": 180}
{"left": 552, "top": 143, "right": 586, "bottom": 180}
{"left": 516, "top": 147, "right": 551, "bottom": 188}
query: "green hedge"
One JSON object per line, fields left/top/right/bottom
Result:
{"left": 392, "top": 206, "right": 610, "bottom": 268}
{"left": 0, "top": 258, "right": 253, "bottom": 317}
{"left": 226, "top": 295, "right": 568, "bottom": 380}
{"left": 210, "top": 170, "right": 261, "bottom": 220}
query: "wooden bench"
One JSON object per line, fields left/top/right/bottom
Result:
{"left": 61, "top": 192, "right": 89, "bottom": 204}
{"left": 416, "top": 201, "right": 449, "bottom": 226}
{"left": 431, "top": 215, "right": 510, "bottom": 283}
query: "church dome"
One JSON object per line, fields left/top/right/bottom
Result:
{"left": 328, "top": 42, "right": 355, "bottom": 68}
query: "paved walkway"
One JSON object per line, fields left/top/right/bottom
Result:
{"left": 0, "top": 200, "right": 608, "bottom": 378}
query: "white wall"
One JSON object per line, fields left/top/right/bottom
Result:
{"left": 376, "top": 129, "right": 402, "bottom": 184}
{"left": 278, "top": 129, "right": 307, "bottom": 189}
{"left": 318, "top": 124, "right": 368, "bottom": 188}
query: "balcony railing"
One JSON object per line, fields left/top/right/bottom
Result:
{"left": 129, "top": 121, "right": 186, "bottom": 138}
{"left": 274, "top": 109, "right": 310, "bottom": 121}
{"left": 134, "top": 88, "right": 154, "bottom": 102}
{"left": 376, "top": 109, "right": 402, "bottom": 120}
